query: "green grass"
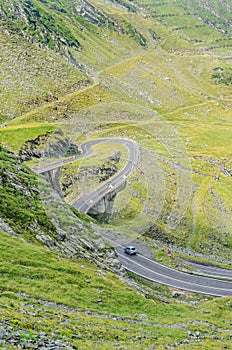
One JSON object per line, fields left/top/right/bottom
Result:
{"left": 135, "top": 0, "right": 232, "bottom": 38}
{"left": 0, "top": 0, "right": 80, "bottom": 51}
{"left": 0, "top": 30, "right": 90, "bottom": 124}
{"left": 2, "top": 43, "right": 232, "bottom": 258}
{"left": 178, "top": 122, "right": 232, "bottom": 157}
{"left": 1, "top": 2, "right": 232, "bottom": 348}
{"left": 0, "top": 146, "right": 96, "bottom": 243}
{"left": 0, "top": 230, "right": 232, "bottom": 349}
{"left": 0, "top": 123, "right": 58, "bottom": 152}
{"left": 60, "top": 141, "right": 128, "bottom": 202}
{"left": 50, "top": 96, "right": 232, "bottom": 260}
{"left": 9, "top": 83, "right": 116, "bottom": 125}
{"left": 0, "top": 146, "right": 57, "bottom": 240}
{"left": 176, "top": 0, "right": 232, "bottom": 36}
{"left": 0, "top": 230, "right": 187, "bottom": 318}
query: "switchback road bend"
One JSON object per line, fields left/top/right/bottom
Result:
{"left": 32, "top": 138, "right": 232, "bottom": 297}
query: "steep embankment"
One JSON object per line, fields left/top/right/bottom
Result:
{"left": 0, "top": 0, "right": 232, "bottom": 266}
{"left": 0, "top": 146, "right": 121, "bottom": 272}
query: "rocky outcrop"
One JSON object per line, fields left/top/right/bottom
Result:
{"left": 0, "top": 218, "right": 17, "bottom": 238}
{"left": 76, "top": 0, "right": 131, "bottom": 28}
{"left": 43, "top": 167, "right": 63, "bottom": 195}
{"left": 75, "top": 0, "right": 146, "bottom": 46}
{"left": 18, "top": 130, "right": 79, "bottom": 162}
{"left": 0, "top": 146, "right": 123, "bottom": 274}
{"left": 0, "top": 1, "right": 80, "bottom": 53}
{"left": 112, "top": 0, "right": 136, "bottom": 12}
{"left": 61, "top": 151, "right": 121, "bottom": 196}
{"left": 0, "top": 320, "right": 76, "bottom": 350}
{"left": 144, "top": 223, "right": 173, "bottom": 245}
{"left": 61, "top": 161, "right": 118, "bottom": 194}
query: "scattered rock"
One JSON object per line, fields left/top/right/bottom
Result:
{"left": 171, "top": 291, "right": 185, "bottom": 298}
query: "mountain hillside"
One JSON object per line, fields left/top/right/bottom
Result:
{"left": 0, "top": 1, "right": 232, "bottom": 348}
{"left": 0, "top": 145, "right": 121, "bottom": 272}
{"left": 1, "top": 0, "right": 232, "bottom": 260}
{"left": 1, "top": 0, "right": 231, "bottom": 259}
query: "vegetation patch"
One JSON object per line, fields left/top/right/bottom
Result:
{"left": 1, "top": 2, "right": 232, "bottom": 348}
{"left": 212, "top": 66, "right": 232, "bottom": 85}
{"left": 0, "top": 146, "right": 56, "bottom": 241}
{"left": 0, "top": 124, "right": 57, "bottom": 152}
{"left": 0, "top": 231, "right": 232, "bottom": 349}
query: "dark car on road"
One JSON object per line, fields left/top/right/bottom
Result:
{"left": 124, "top": 246, "right": 137, "bottom": 255}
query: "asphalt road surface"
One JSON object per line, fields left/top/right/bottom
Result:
{"left": 185, "top": 261, "right": 232, "bottom": 280}
{"left": 32, "top": 138, "right": 232, "bottom": 297}
{"left": 33, "top": 138, "right": 140, "bottom": 213}
{"left": 72, "top": 139, "right": 140, "bottom": 213}
{"left": 116, "top": 248, "right": 232, "bottom": 297}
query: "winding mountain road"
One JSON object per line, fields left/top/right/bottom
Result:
{"left": 32, "top": 138, "right": 232, "bottom": 297}
{"left": 32, "top": 138, "right": 140, "bottom": 213}
{"left": 71, "top": 139, "right": 140, "bottom": 213}
{"left": 117, "top": 249, "right": 232, "bottom": 297}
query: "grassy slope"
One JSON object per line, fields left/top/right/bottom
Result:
{"left": 0, "top": 30, "right": 90, "bottom": 124}
{"left": 1, "top": 230, "right": 232, "bottom": 349}
{"left": 176, "top": 0, "right": 232, "bottom": 36}
{"left": 1, "top": 0, "right": 232, "bottom": 259}
{"left": 0, "top": 0, "right": 143, "bottom": 124}
{"left": 0, "top": 1, "right": 232, "bottom": 346}
{"left": 0, "top": 146, "right": 56, "bottom": 241}
{"left": 0, "top": 146, "right": 93, "bottom": 242}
